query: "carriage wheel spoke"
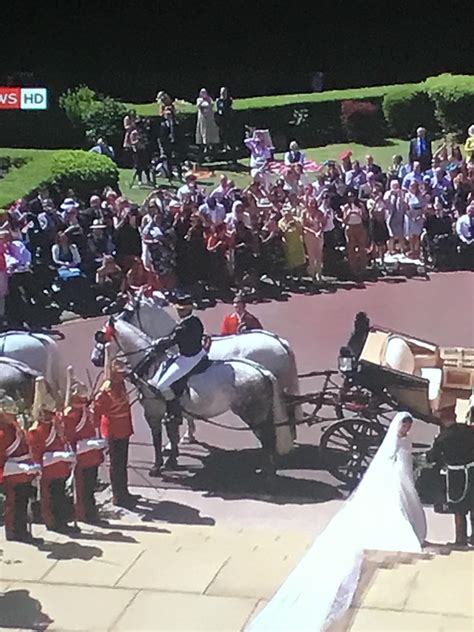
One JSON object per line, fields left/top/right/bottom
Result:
{"left": 321, "top": 418, "right": 386, "bottom": 487}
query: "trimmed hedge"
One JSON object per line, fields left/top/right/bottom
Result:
{"left": 341, "top": 100, "right": 386, "bottom": 145}
{"left": 424, "top": 74, "right": 474, "bottom": 137}
{"left": 126, "top": 83, "right": 423, "bottom": 116}
{"left": 48, "top": 150, "right": 119, "bottom": 198}
{"left": 1, "top": 75, "right": 472, "bottom": 151}
{"left": 0, "top": 106, "right": 84, "bottom": 149}
{"left": 383, "top": 88, "right": 438, "bottom": 139}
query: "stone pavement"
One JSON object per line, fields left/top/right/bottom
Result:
{"left": 0, "top": 520, "right": 311, "bottom": 631}
{"left": 1, "top": 504, "right": 473, "bottom": 632}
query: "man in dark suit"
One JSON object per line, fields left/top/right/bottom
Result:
{"left": 408, "top": 126, "right": 432, "bottom": 172}
{"left": 158, "top": 108, "right": 184, "bottom": 182}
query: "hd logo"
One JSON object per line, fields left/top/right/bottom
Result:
{"left": 0, "top": 87, "right": 48, "bottom": 110}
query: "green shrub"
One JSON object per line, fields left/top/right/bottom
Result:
{"left": 59, "top": 86, "right": 126, "bottom": 145}
{"left": 382, "top": 88, "right": 438, "bottom": 138}
{"left": 340, "top": 100, "right": 386, "bottom": 144}
{"left": 59, "top": 86, "right": 97, "bottom": 127}
{"left": 424, "top": 74, "right": 474, "bottom": 137}
{"left": 48, "top": 150, "right": 119, "bottom": 198}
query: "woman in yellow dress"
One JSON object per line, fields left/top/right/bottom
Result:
{"left": 278, "top": 207, "right": 306, "bottom": 273}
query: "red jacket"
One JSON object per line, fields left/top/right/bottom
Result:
{"left": 28, "top": 417, "right": 74, "bottom": 480}
{"left": 94, "top": 380, "right": 133, "bottom": 440}
{"left": 0, "top": 419, "right": 40, "bottom": 485}
{"left": 221, "top": 311, "right": 262, "bottom": 335}
{"left": 62, "top": 404, "right": 105, "bottom": 468}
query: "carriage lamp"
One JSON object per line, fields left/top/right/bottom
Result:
{"left": 338, "top": 346, "right": 357, "bottom": 374}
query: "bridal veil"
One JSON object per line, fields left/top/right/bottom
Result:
{"left": 246, "top": 412, "right": 427, "bottom": 632}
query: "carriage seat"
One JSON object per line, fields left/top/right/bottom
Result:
{"left": 384, "top": 336, "right": 440, "bottom": 375}
{"left": 384, "top": 337, "right": 442, "bottom": 412}
{"left": 384, "top": 337, "right": 416, "bottom": 374}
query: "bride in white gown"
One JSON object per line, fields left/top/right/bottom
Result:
{"left": 246, "top": 412, "right": 427, "bottom": 632}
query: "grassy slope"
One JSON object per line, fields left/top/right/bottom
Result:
{"left": 0, "top": 148, "right": 57, "bottom": 208}
{"left": 124, "top": 83, "right": 421, "bottom": 117}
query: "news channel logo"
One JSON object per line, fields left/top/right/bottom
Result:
{"left": 0, "top": 87, "right": 48, "bottom": 110}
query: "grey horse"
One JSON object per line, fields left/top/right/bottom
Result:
{"left": 0, "top": 357, "right": 41, "bottom": 410}
{"left": 91, "top": 318, "right": 290, "bottom": 475}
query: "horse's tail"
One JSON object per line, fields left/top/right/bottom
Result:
{"left": 269, "top": 375, "right": 294, "bottom": 456}
{"left": 43, "top": 338, "right": 67, "bottom": 405}
{"left": 283, "top": 346, "right": 303, "bottom": 423}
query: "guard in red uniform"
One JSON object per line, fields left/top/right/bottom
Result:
{"left": 28, "top": 377, "right": 78, "bottom": 534}
{"left": 0, "top": 395, "right": 41, "bottom": 542}
{"left": 94, "top": 360, "right": 138, "bottom": 508}
{"left": 62, "top": 375, "right": 106, "bottom": 523}
{"left": 221, "top": 293, "right": 262, "bottom": 335}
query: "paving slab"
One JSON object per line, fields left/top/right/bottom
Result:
{"left": 440, "top": 615, "right": 474, "bottom": 631}
{"left": 405, "top": 557, "right": 474, "bottom": 617}
{"left": 116, "top": 541, "right": 230, "bottom": 593}
{"left": 0, "top": 541, "right": 57, "bottom": 582}
{"left": 2, "top": 582, "right": 137, "bottom": 631}
{"left": 39, "top": 540, "right": 144, "bottom": 588}
{"left": 114, "top": 590, "right": 258, "bottom": 631}
{"left": 355, "top": 565, "right": 420, "bottom": 610}
{"left": 206, "top": 547, "right": 306, "bottom": 600}
{"left": 348, "top": 607, "right": 442, "bottom": 631}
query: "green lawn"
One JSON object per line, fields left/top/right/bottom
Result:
{"left": 124, "top": 83, "right": 421, "bottom": 117}
{"left": 0, "top": 138, "right": 418, "bottom": 209}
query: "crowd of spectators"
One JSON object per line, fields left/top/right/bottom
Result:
{"left": 2, "top": 123, "right": 473, "bottom": 329}
{"left": 119, "top": 88, "right": 235, "bottom": 187}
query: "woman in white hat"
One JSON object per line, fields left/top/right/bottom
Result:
{"left": 87, "top": 219, "right": 114, "bottom": 272}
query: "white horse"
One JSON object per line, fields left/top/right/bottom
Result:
{"left": 115, "top": 292, "right": 302, "bottom": 430}
{"left": 0, "top": 331, "right": 66, "bottom": 403}
{"left": 91, "top": 318, "right": 293, "bottom": 474}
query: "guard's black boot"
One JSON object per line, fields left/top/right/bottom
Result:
{"left": 166, "top": 398, "right": 182, "bottom": 424}
{"left": 454, "top": 513, "right": 468, "bottom": 546}
{"left": 149, "top": 427, "right": 163, "bottom": 477}
{"left": 164, "top": 411, "right": 181, "bottom": 470}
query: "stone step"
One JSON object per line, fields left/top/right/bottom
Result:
{"left": 353, "top": 549, "right": 474, "bottom": 626}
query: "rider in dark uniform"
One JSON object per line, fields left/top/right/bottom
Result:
{"left": 148, "top": 296, "right": 207, "bottom": 425}
{"left": 426, "top": 407, "right": 474, "bottom": 546}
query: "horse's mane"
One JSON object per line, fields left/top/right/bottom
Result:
{"left": 114, "top": 318, "right": 154, "bottom": 346}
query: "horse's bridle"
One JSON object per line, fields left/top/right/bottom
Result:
{"left": 95, "top": 317, "right": 160, "bottom": 383}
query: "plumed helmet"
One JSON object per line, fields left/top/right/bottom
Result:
{"left": 71, "top": 380, "right": 89, "bottom": 400}
{"left": 32, "top": 377, "right": 56, "bottom": 419}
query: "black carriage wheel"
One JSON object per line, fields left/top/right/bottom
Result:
{"left": 320, "top": 418, "right": 385, "bottom": 488}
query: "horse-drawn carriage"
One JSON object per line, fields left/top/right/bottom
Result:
{"left": 289, "top": 313, "right": 474, "bottom": 487}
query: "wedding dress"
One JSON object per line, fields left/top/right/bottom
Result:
{"left": 246, "top": 412, "right": 427, "bottom": 632}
